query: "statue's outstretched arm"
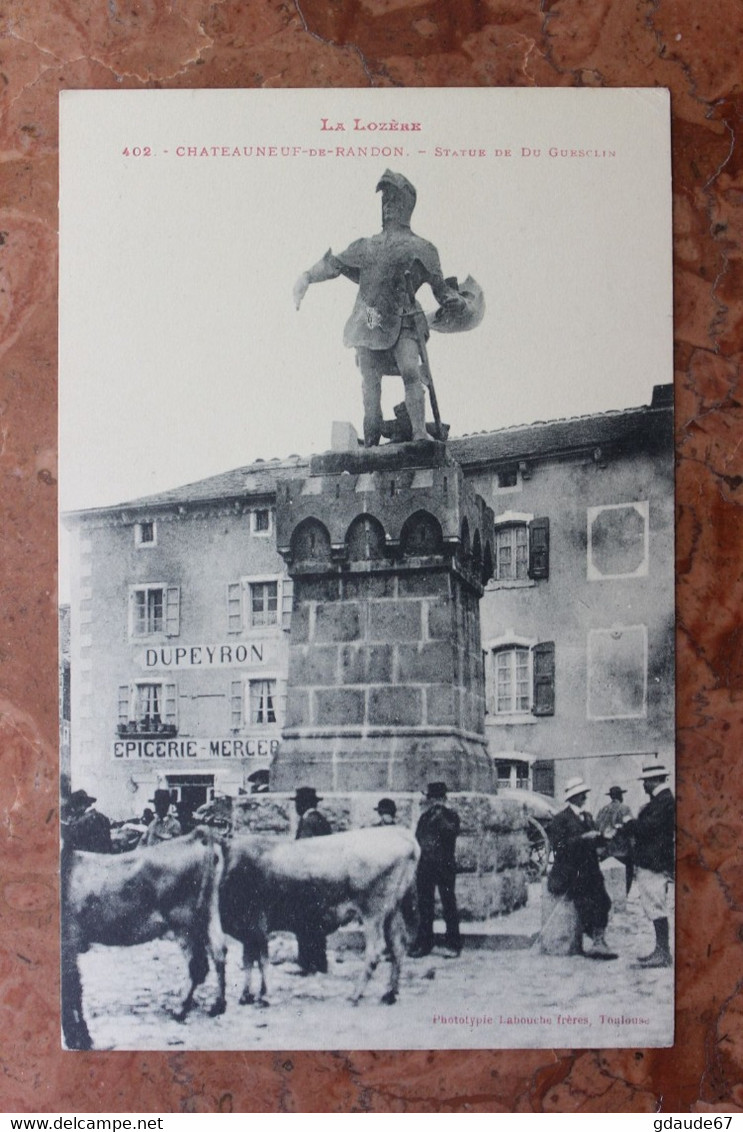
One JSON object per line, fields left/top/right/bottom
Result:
{"left": 293, "top": 249, "right": 343, "bottom": 310}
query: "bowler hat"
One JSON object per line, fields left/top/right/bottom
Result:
{"left": 639, "top": 762, "right": 669, "bottom": 780}
{"left": 375, "top": 798, "right": 397, "bottom": 817}
{"left": 292, "top": 786, "right": 322, "bottom": 807}
{"left": 425, "top": 781, "right": 448, "bottom": 800}
{"left": 564, "top": 777, "right": 590, "bottom": 802}
{"left": 150, "top": 788, "right": 172, "bottom": 806}
{"left": 607, "top": 786, "right": 625, "bottom": 799}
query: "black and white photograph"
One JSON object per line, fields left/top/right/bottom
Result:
{"left": 58, "top": 86, "right": 674, "bottom": 1051}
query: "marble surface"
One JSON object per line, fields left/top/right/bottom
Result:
{"left": 1, "top": 0, "right": 742, "bottom": 1113}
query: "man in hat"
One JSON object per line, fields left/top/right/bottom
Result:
{"left": 61, "top": 789, "right": 112, "bottom": 853}
{"left": 141, "top": 788, "right": 182, "bottom": 847}
{"left": 547, "top": 777, "right": 616, "bottom": 959}
{"left": 595, "top": 786, "right": 632, "bottom": 840}
{"left": 622, "top": 762, "right": 675, "bottom": 967}
{"left": 293, "top": 170, "right": 469, "bottom": 447}
{"left": 409, "top": 782, "right": 461, "bottom": 959}
{"left": 373, "top": 797, "right": 397, "bottom": 826}
{"left": 248, "top": 768, "right": 270, "bottom": 794}
{"left": 293, "top": 786, "right": 332, "bottom": 974}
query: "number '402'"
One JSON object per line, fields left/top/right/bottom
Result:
{"left": 122, "top": 147, "right": 152, "bottom": 157}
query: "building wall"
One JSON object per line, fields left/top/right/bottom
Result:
{"left": 67, "top": 407, "right": 675, "bottom": 822}
{"left": 71, "top": 500, "right": 290, "bottom": 818}
{"left": 471, "top": 443, "right": 674, "bottom": 814}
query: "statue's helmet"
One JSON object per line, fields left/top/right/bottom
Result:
{"left": 376, "top": 169, "right": 416, "bottom": 226}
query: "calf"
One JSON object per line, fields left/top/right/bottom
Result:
{"left": 219, "top": 826, "right": 420, "bottom": 1007}
{"left": 61, "top": 828, "right": 227, "bottom": 1049}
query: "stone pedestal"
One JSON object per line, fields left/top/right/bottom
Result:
{"left": 271, "top": 440, "right": 496, "bottom": 794}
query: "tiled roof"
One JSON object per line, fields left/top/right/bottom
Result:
{"left": 68, "top": 387, "right": 672, "bottom": 518}
{"left": 448, "top": 397, "right": 672, "bottom": 468}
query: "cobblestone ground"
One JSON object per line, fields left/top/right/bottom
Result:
{"left": 77, "top": 888, "right": 673, "bottom": 1051}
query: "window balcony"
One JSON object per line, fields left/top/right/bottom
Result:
{"left": 117, "top": 718, "right": 177, "bottom": 738}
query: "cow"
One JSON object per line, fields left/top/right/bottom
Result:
{"left": 219, "top": 826, "right": 420, "bottom": 1008}
{"left": 61, "top": 828, "right": 227, "bottom": 1050}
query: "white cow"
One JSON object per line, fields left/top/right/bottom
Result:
{"left": 219, "top": 826, "right": 420, "bottom": 1007}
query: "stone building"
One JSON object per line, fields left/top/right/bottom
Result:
{"left": 63, "top": 386, "right": 673, "bottom": 820}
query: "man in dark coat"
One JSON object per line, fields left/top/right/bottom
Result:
{"left": 61, "top": 789, "right": 112, "bottom": 853}
{"left": 547, "top": 777, "right": 616, "bottom": 959}
{"left": 623, "top": 761, "right": 675, "bottom": 967}
{"left": 409, "top": 782, "right": 461, "bottom": 959}
{"left": 293, "top": 786, "right": 332, "bottom": 974}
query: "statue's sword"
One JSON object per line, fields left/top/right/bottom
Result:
{"left": 404, "top": 271, "right": 443, "bottom": 440}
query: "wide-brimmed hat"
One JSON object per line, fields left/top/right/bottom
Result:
{"left": 607, "top": 786, "right": 625, "bottom": 799}
{"left": 639, "top": 762, "right": 669, "bottom": 780}
{"left": 564, "top": 777, "right": 590, "bottom": 802}
{"left": 292, "top": 786, "right": 322, "bottom": 807}
{"left": 375, "top": 798, "right": 397, "bottom": 817}
{"left": 68, "top": 789, "right": 96, "bottom": 808}
{"left": 425, "top": 781, "right": 448, "bottom": 800}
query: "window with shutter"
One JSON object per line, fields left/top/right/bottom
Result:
{"left": 117, "top": 681, "right": 178, "bottom": 735}
{"left": 532, "top": 640, "right": 555, "bottom": 716}
{"left": 528, "top": 517, "right": 550, "bottom": 580}
{"left": 129, "top": 583, "right": 179, "bottom": 636}
{"left": 485, "top": 638, "right": 555, "bottom": 720}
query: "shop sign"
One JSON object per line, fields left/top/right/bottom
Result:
{"left": 136, "top": 640, "right": 278, "bottom": 670}
{"left": 112, "top": 736, "right": 280, "bottom": 760}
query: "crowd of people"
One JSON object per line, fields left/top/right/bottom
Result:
{"left": 60, "top": 761, "right": 674, "bottom": 972}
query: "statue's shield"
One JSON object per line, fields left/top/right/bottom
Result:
{"left": 427, "top": 275, "right": 485, "bottom": 334}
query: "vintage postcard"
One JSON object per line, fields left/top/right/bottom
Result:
{"left": 59, "top": 87, "right": 674, "bottom": 1050}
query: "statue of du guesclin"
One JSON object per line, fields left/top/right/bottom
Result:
{"left": 293, "top": 170, "right": 485, "bottom": 448}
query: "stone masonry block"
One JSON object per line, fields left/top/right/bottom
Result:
{"left": 314, "top": 602, "right": 360, "bottom": 643}
{"left": 397, "top": 641, "right": 455, "bottom": 685}
{"left": 427, "top": 598, "right": 453, "bottom": 640}
{"left": 297, "top": 577, "right": 341, "bottom": 603}
{"left": 398, "top": 571, "right": 450, "bottom": 599}
{"left": 368, "top": 600, "right": 422, "bottom": 642}
{"left": 285, "top": 690, "right": 310, "bottom": 728}
{"left": 291, "top": 604, "right": 310, "bottom": 643}
{"left": 425, "top": 684, "right": 458, "bottom": 727}
{"left": 314, "top": 687, "right": 365, "bottom": 726}
{"left": 340, "top": 644, "right": 393, "bottom": 685}
{"left": 343, "top": 573, "right": 396, "bottom": 600}
{"left": 289, "top": 645, "right": 338, "bottom": 687}
{"left": 368, "top": 686, "right": 422, "bottom": 727}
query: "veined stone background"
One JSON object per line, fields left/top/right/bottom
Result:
{"left": 1, "top": 0, "right": 742, "bottom": 1113}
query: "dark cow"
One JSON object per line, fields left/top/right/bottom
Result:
{"left": 61, "top": 828, "right": 227, "bottom": 1049}
{"left": 219, "top": 826, "right": 419, "bottom": 1007}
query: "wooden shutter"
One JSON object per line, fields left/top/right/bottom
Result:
{"left": 227, "top": 582, "right": 242, "bottom": 634}
{"left": 230, "top": 679, "right": 243, "bottom": 730}
{"left": 163, "top": 683, "right": 178, "bottom": 726}
{"left": 532, "top": 641, "right": 555, "bottom": 716}
{"left": 276, "top": 677, "right": 288, "bottom": 728}
{"left": 528, "top": 517, "right": 550, "bottom": 580}
{"left": 118, "top": 684, "right": 131, "bottom": 725}
{"left": 281, "top": 578, "right": 294, "bottom": 632}
{"left": 532, "top": 759, "right": 555, "bottom": 797}
{"left": 165, "top": 587, "right": 180, "bottom": 636}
